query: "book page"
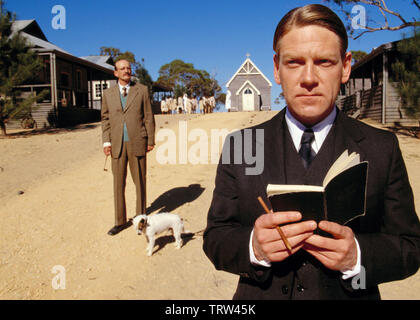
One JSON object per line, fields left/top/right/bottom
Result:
{"left": 267, "top": 184, "right": 324, "bottom": 197}
{"left": 322, "top": 150, "right": 360, "bottom": 187}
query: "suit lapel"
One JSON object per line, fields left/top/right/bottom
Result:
{"left": 124, "top": 84, "right": 139, "bottom": 112}
{"left": 257, "top": 110, "right": 287, "bottom": 205}
{"left": 109, "top": 85, "right": 121, "bottom": 111}
{"left": 334, "top": 109, "right": 367, "bottom": 162}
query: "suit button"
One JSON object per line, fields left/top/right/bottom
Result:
{"left": 281, "top": 285, "right": 289, "bottom": 295}
{"left": 297, "top": 284, "right": 304, "bottom": 293}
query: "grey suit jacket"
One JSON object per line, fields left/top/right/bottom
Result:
{"left": 203, "top": 108, "right": 420, "bottom": 299}
{"left": 101, "top": 83, "right": 155, "bottom": 158}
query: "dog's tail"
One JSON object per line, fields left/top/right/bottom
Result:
{"left": 180, "top": 218, "right": 205, "bottom": 236}
{"left": 179, "top": 218, "right": 205, "bottom": 236}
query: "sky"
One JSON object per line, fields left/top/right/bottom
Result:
{"left": 6, "top": 0, "right": 418, "bottom": 111}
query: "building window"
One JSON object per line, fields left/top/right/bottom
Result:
{"left": 95, "top": 82, "right": 108, "bottom": 98}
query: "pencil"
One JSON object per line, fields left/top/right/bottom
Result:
{"left": 257, "top": 196, "right": 292, "bottom": 252}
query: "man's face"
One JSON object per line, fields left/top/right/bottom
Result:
{"left": 114, "top": 60, "right": 132, "bottom": 84}
{"left": 273, "top": 25, "right": 352, "bottom": 126}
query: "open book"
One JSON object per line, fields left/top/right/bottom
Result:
{"left": 267, "top": 150, "right": 368, "bottom": 225}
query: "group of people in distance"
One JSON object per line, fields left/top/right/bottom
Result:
{"left": 160, "top": 93, "right": 216, "bottom": 114}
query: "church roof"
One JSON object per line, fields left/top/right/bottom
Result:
{"left": 226, "top": 57, "right": 272, "bottom": 88}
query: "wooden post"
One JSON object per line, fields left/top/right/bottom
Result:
{"left": 51, "top": 52, "right": 58, "bottom": 120}
{"left": 382, "top": 52, "right": 387, "bottom": 124}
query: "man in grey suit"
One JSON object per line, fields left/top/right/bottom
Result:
{"left": 101, "top": 59, "right": 155, "bottom": 236}
{"left": 203, "top": 4, "right": 420, "bottom": 299}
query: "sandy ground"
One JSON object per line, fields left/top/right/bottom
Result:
{"left": 0, "top": 111, "right": 419, "bottom": 300}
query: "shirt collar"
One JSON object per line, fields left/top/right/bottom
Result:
{"left": 285, "top": 106, "right": 336, "bottom": 153}
{"left": 118, "top": 82, "right": 130, "bottom": 93}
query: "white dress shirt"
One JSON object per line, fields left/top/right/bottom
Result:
{"left": 249, "top": 106, "right": 361, "bottom": 280}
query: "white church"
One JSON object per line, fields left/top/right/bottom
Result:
{"left": 225, "top": 54, "right": 272, "bottom": 111}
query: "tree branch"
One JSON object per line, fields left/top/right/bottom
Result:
{"left": 327, "top": 0, "right": 420, "bottom": 38}
{"left": 351, "top": 21, "right": 420, "bottom": 39}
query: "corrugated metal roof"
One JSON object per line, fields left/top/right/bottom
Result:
{"left": 11, "top": 20, "right": 34, "bottom": 33}
{"left": 11, "top": 20, "right": 47, "bottom": 41}
{"left": 21, "top": 32, "right": 71, "bottom": 54}
{"left": 11, "top": 20, "right": 114, "bottom": 76}
{"left": 80, "top": 56, "right": 114, "bottom": 70}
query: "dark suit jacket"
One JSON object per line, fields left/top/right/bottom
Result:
{"left": 203, "top": 108, "right": 420, "bottom": 299}
{"left": 101, "top": 83, "right": 155, "bottom": 158}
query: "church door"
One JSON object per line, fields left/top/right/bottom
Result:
{"left": 242, "top": 88, "right": 254, "bottom": 111}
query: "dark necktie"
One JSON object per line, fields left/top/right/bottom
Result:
{"left": 122, "top": 87, "right": 127, "bottom": 97}
{"left": 299, "top": 128, "right": 315, "bottom": 169}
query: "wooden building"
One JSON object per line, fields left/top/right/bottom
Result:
{"left": 10, "top": 20, "right": 115, "bottom": 129}
{"left": 337, "top": 39, "right": 416, "bottom": 125}
{"left": 226, "top": 55, "right": 272, "bottom": 111}
{"left": 80, "top": 55, "right": 117, "bottom": 110}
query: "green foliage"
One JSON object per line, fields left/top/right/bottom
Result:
{"left": 134, "top": 59, "right": 153, "bottom": 94}
{"left": 99, "top": 47, "right": 153, "bottom": 91}
{"left": 391, "top": 28, "right": 420, "bottom": 122}
{"left": 0, "top": 0, "right": 45, "bottom": 135}
{"left": 274, "top": 92, "right": 285, "bottom": 105}
{"left": 99, "top": 47, "right": 120, "bottom": 60}
{"left": 351, "top": 50, "right": 368, "bottom": 64}
{"left": 99, "top": 46, "right": 135, "bottom": 64}
{"left": 156, "top": 59, "right": 221, "bottom": 99}
{"left": 215, "top": 92, "right": 226, "bottom": 111}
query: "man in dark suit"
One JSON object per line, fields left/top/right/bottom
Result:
{"left": 101, "top": 59, "right": 155, "bottom": 236}
{"left": 203, "top": 4, "right": 420, "bottom": 299}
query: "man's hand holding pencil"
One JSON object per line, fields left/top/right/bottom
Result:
{"left": 252, "top": 197, "right": 317, "bottom": 263}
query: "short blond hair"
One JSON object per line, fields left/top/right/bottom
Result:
{"left": 273, "top": 4, "right": 348, "bottom": 57}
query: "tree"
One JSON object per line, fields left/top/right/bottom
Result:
{"left": 390, "top": 28, "right": 420, "bottom": 125}
{"left": 215, "top": 92, "right": 226, "bottom": 111}
{"left": 155, "top": 59, "right": 221, "bottom": 98}
{"left": 351, "top": 50, "right": 368, "bottom": 64}
{"left": 99, "top": 47, "right": 121, "bottom": 61}
{"left": 135, "top": 58, "right": 153, "bottom": 93}
{"left": 274, "top": 92, "right": 285, "bottom": 105}
{"left": 99, "top": 47, "right": 153, "bottom": 90}
{"left": 100, "top": 47, "right": 135, "bottom": 64}
{"left": 325, "top": 0, "right": 420, "bottom": 39}
{"left": 0, "top": 0, "right": 45, "bottom": 135}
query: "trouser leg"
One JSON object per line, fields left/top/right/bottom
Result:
{"left": 112, "top": 142, "right": 128, "bottom": 226}
{"left": 127, "top": 143, "right": 147, "bottom": 215}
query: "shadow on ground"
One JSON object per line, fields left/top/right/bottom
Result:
{"left": 146, "top": 184, "right": 205, "bottom": 215}
{"left": 1, "top": 122, "right": 101, "bottom": 139}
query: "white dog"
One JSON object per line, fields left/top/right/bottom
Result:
{"left": 132, "top": 212, "right": 185, "bottom": 256}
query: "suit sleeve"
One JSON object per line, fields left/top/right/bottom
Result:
{"left": 143, "top": 88, "right": 155, "bottom": 146}
{"left": 203, "top": 147, "right": 271, "bottom": 283}
{"left": 352, "top": 134, "right": 420, "bottom": 289}
{"left": 101, "top": 92, "right": 111, "bottom": 145}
